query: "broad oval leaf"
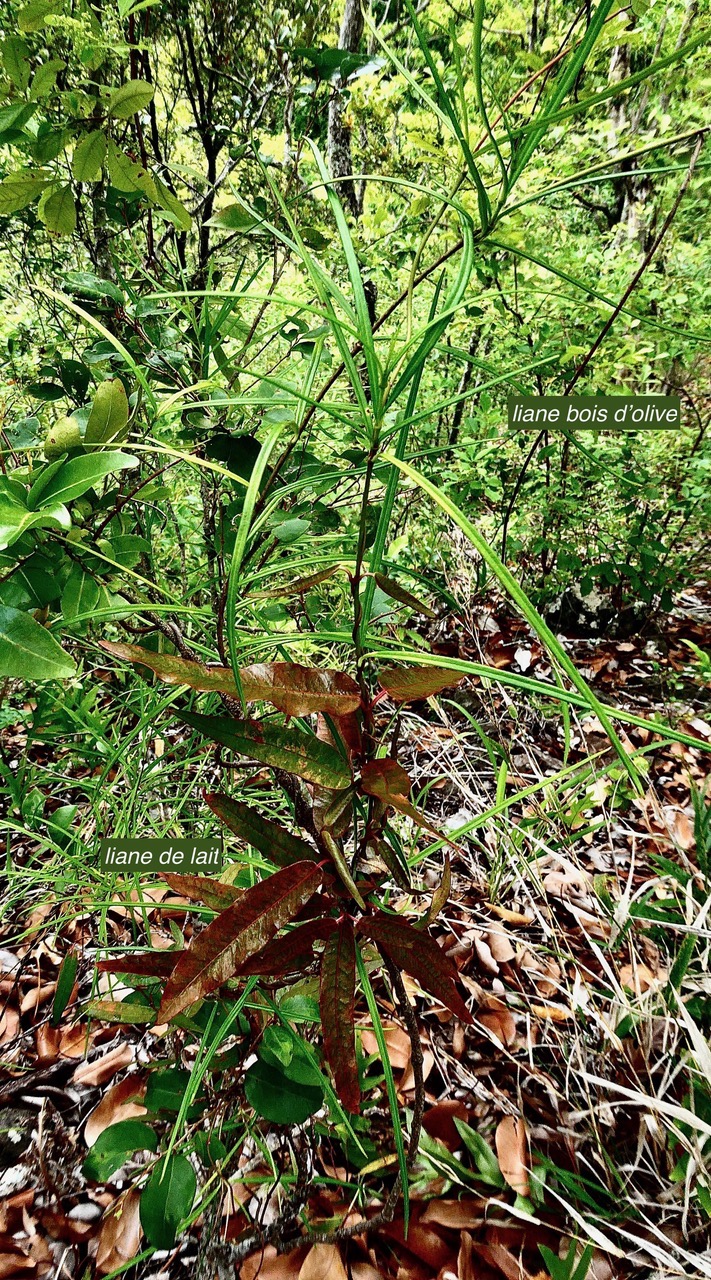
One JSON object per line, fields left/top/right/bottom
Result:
{"left": 379, "top": 665, "right": 466, "bottom": 702}
{"left": 0, "top": 495, "right": 71, "bottom": 550}
{"left": 181, "top": 711, "right": 352, "bottom": 790}
{"left": 320, "top": 920, "right": 360, "bottom": 1113}
{"left": 244, "top": 1054, "right": 324, "bottom": 1125}
{"left": 38, "top": 183, "right": 76, "bottom": 235}
{"left": 157, "top": 860, "right": 323, "bottom": 1022}
{"left": 84, "top": 377, "right": 129, "bottom": 447}
{"left": 72, "top": 129, "right": 107, "bottom": 182}
{"left": 83, "top": 1118, "right": 158, "bottom": 1182}
{"left": 140, "top": 1153, "right": 196, "bottom": 1249}
{"left": 204, "top": 792, "right": 318, "bottom": 867}
{"left": 107, "top": 78, "right": 155, "bottom": 118}
{"left": 0, "top": 168, "right": 51, "bottom": 215}
{"left": 359, "top": 911, "right": 473, "bottom": 1025}
{"left": 0, "top": 605, "right": 75, "bottom": 680}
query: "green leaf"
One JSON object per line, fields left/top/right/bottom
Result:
{"left": 82, "top": 1119, "right": 158, "bottom": 1182}
{"left": 61, "top": 566, "right": 101, "bottom": 622}
{"left": 51, "top": 949, "right": 78, "bottom": 1026}
{"left": 72, "top": 130, "right": 107, "bottom": 182}
{"left": 161, "top": 872, "right": 242, "bottom": 911}
{"left": 84, "top": 378, "right": 129, "bottom": 447}
{"left": 38, "top": 184, "right": 76, "bottom": 235}
{"left": 0, "top": 169, "right": 51, "bottom": 215}
{"left": 0, "top": 496, "right": 71, "bottom": 550}
{"left": 0, "top": 101, "right": 37, "bottom": 138}
{"left": 180, "top": 712, "right": 352, "bottom": 789}
{"left": 0, "top": 606, "right": 76, "bottom": 680}
{"left": 85, "top": 999, "right": 157, "bottom": 1024}
{"left": 205, "top": 203, "right": 262, "bottom": 232}
{"left": 144, "top": 1068, "right": 205, "bottom": 1115}
{"left": 204, "top": 791, "right": 319, "bottom": 868}
{"left": 29, "top": 59, "right": 65, "bottom": 98}
{"left": 244, "top": 1030, "right": 325, "bottom": 1124}
{"left": 157, "top": 861, "right": 323, "bottom": 1022}
{"left": 107, "top": 79, "right": 154, "bottom": 118}
{"left": 18, "top": 0, "right": 63, "bottom": 32}
{"left": 28, "top": 451, "right": 138, "bottom": 508}
{"left": 320, "top": 920, "right": 360, "bottom": 1113}
{"left": 106, "top": 138, "right": 157, "bottom": 198}
{"left": 1, "top": 37, "right": 31, "bottom": 89}
{"left": 153, "top": 177, "right": 191, "bottom": 230}
{"left": 453, "top": 1118, "right": 506, "bottom": 1188}
{"left": 140, "top": 1154, "right": 196, "bottom": 1248}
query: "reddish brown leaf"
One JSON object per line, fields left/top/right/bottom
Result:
{"left": 373, "top": 574, "right": 436, "bottom": 618}
{"left": 378, "top": 665, "right": 465, "bottom": 702}
{"left": 100, "top": 646, "right": 360, "bottom": 717}
{"left": 319, "top": 920, "right": 360, "bottom": 1113}
{"left": 240, "top": 662, "right": 361, "bottom": 717}
{"left": 182, "top": 713, "right": 352, "bottom": 789}
{"left": 360, "top": 758, "right": 461, "bottom": 851}
{"left": 254, "top": 565, "right": 342, "bottom": 599}
{"left": 205, "top": 792, "right": 318, "bottom": 867}
{"left": 359, "top": 912, "right": 473, "bottom": 1025}
{"left": 157, "top": 861, "right": 322, "bottom": 1022}
{"left": 99, "top": 641, "right": 239, "bottom": 694}
{"left": 161, "top": 872, "right": 242, "bottom": 910}
{"left": 97, "top": 951, "right": 182, "bottom": 979}
{"left": 495, "top": 1115, "right": 530, "bottom": 1196}
{"left": 239, "top": 919, "right": 337, "bottom": 977}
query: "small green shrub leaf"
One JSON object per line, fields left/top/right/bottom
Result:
{"left": 140, "top": 1154, "right": 196, "bottom": 1248}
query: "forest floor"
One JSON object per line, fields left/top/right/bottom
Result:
{"left": 1, "top": 583, "right": 710, "bottom": 1280}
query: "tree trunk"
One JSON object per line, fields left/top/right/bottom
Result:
{"left": 327, "top": 0, "right": 365, "bottom": 217}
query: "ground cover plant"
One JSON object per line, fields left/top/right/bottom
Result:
{"left": 0, "top": 0, "right": 710, "bottom": 1277}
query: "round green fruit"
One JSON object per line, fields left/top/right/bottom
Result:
{"left": 44, "top": 416, "right": 81, "bottom": 460}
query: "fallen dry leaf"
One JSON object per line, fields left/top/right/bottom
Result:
{"left": 242, "top": 1246, "right": 308, "bottom": 1280}
{"left": 422, "top": 1099, "right": 469, "bottom": 1149}
{"left": 85, "top": 1073, "right": 147, "bottom": 1146}
{"left": 420, "top": 1198, "right": 485, "bottom": 1228}
{"left": 73, "top": 1042, "right": 134, "bottom": 1086}
{"left": 93, "top": 1191, "right": 142, "bottom": 1275}
{"left": 299, "top": 1244, "right": 348, "bottom": 1280}
{"left": 495, "top": 1115, "right": 530, "bottom": 1197}
{"left": 360, "top": 1024, "right": 411, "bottom": 1072}
{"left": 478, "top": 998, "right": 516, "bottom": 1048}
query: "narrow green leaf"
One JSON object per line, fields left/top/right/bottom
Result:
{"left": 51, "top": 949, "right": 78, "bottom": 1025}
{"left": 140, "top": 1154, "right": 196, "bottom": 1248}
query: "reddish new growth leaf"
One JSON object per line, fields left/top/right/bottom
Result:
{"left": 157, "top": 861, "right": 322, "bottom": 1022}
{"left": 162, "top": 873, "right": 242, "bottom": 911}
{"left": 360, "top": 758, "right": 462, "bottom": 853}
{"left": 204, "top": 792, "right": 319, "bottom": 868}
{"left": 240, "top": 918, "right": 337, "bottom": 977}
{"left": 100, "top": 645, "right": 361, "bottom": 718}
{"left": 97, "top": 952, "right": 182, "bottom": 979}
{"left": 240, "top": 662, "right": 361, "bottom": 717}
{"left": 320, "top": 920, "right": 360, "bottom": 1112}
{"left": 359, "top": 912, "right": 473, "bottom": 1025}
{"left": 378, "top": 666, "right": 465, "bottom": 703}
